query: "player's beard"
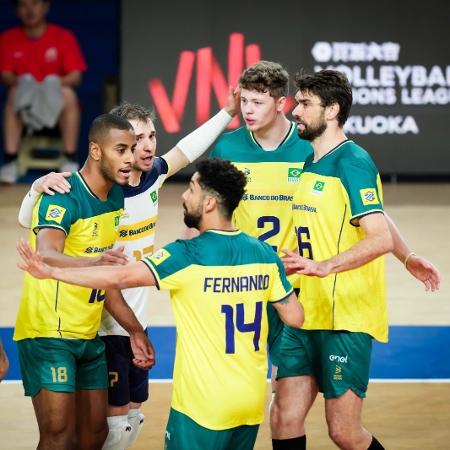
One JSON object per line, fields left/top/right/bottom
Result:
{"left": 183, "top": 203, "right": 202, "bottom": 229}
{"left": 298, "top": 114, "right": 327, "bottom": 141}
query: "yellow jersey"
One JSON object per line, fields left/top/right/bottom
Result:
{"left": 143, "top": 230, "right": 292, "bottom": 429}
{"left": 14, "top": 172, "right": 123, "bottom": 341}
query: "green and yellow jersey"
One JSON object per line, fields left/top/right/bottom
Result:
{"left": 210, "top": 124, "right": 313, "bottom": 288}
{"left": 143, "top": 230, "right": 292, "bottom": 430}
{"left": 292, "top": 140, "right": 388, "bottom": 342}
{"left": 14, "top": 172, "right": 123, "bottom": 341}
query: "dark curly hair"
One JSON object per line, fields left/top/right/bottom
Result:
{"left": 239, "top": 60, "right": 289, "bottom": 98}
{"left": 196, "top": 158, "right": 247, "bottom": 219}
{"left": 294, "top": 69, "right": 353, "bottom": 127}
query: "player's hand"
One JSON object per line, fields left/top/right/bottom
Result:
{"left": 406, "top": 254, "right": 440, "bottom": 292}
{"left": 95, "top": 245, "right": 128, "bottom": 266}
{"left": 281, "top": 249, "right": 330, "bottom": 278}
{"left": 0, "top": 339, "right": 9, "bottom": 382}
{"left": 16, "top": 238, "right": 54, "bottom": 279}
{"left": 224, "top": 85, "right": 241, "bottom": 117}
{"left": 32, "top": 171, "right": 71, "bottom": 195}
{"left": 130, "top": 330, "right": 156, "bottom": 370}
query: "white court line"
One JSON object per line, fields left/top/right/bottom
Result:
{"left": 3, "top": 378, "right": 450, "bottom": 384}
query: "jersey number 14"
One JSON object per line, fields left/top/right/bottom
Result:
{"left": 221, "top": 302, "right": 263, "bottom": 354}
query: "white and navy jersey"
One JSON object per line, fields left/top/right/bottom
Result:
{"left": 99, "top": 157, "right": 169, "bottom": 336}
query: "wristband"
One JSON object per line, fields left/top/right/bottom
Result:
{"left": 177, "top": 109, "right": 232, "bottom": 162}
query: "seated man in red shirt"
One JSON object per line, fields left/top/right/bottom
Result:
{"left": 0, "top": 0, "right": 87, "bottom": 183}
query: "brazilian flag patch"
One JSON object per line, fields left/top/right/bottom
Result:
{"left": 150, "top": 248, "right": 171, "bottom": 265}
{"left": 45, "top": 205, "right": 66, "bottom": 224}
{"left": 360, "top": 188, "right": 380, "bottom": 205}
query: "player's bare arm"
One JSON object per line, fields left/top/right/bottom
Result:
{"left": 282, "top": 212, "right": 393, "bottom": 277}
{"left": 384, "top": 212, "right": 440, "bottom": 292}
{"left": 35, "top": 228, "right": 128, "bottom": 267}
{"left": 105, "top": 288, "right": 155, "bottom": 370}
{"left": 163, "top": 85, "right": 240, "bottom": 177}
{"left": 17, "top": 238, "right": 154, "bottom": 288}
{"left": 271, "top": 291, "right": 304, "bottom": 328}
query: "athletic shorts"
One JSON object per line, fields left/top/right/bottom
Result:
{"left": 165, "top": 408, "right": 259, "bottom": 450}
{"left": 17, "top": 336, "right": 108, "bottom": 397}
{"left": 102, "top": 335, "right": 149, "bottom": 406}
{"left": 267, "top": 288, "right": 300, "bottom": 367}
{"left": 277, "top": 328, "right": 372, "bottom": 399}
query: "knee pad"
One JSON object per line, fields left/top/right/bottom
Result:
{"left": 126, "top": 409, "right": 145, "bottom": 448}
{"left": 102, "top": 415, "right": 132, "bottom": 450}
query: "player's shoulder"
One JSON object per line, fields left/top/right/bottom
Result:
{"left": 337, "top": 140, "right": 378, "bottom": 172}
{"left": 148, "top": 239, "right": 195, "bottom": 275}
{"left": 123, "top": 158, "right": 167, "bottom": 198}
{"left": 211, "top": 126, "right": 250, "bottom": 157}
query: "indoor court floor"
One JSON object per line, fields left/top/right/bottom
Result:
{"left": 0, "top": 181, "right": 449, "bottom": 449}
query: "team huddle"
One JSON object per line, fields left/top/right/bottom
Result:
{"left": 15, "top": 62, "right": 440, "bottom": 450}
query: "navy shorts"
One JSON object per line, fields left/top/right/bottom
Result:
{"left": 102, "top": 334, "right": 149, "bottom": 406}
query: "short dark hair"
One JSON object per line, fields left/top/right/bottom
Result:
{"left": 88, "top": 113, "right": 134, "bottom": 143}
{"left": 109, "top": 102, "right": 155, "bottom": 123}
{"left": 196, "top": 158, "right": 246, "bottom": 219}
{"left": 239, "top": 60, "right": 289, "bottom": 98}
{"left": 294, "top": 70, "right": 353, "bottom": 126}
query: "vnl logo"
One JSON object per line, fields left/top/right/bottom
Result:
{"left": 148, "top": 32, "right": 294, "bottom": 133}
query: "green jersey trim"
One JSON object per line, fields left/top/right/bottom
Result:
{"left": 350, "top": 209, "right": 385, "bottom": 226}
{"left": 33, "top": 224, "right": 68, "bottom": 236}
{"left": 75, "top": 172, "right": 98, "bottom": 200}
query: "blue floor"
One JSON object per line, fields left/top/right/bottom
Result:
{"left": 1, "top": 326, "right": 449, "bottom": 381}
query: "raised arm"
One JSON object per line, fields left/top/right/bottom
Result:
{"left": 283, "top": 212, "right": 393, "bottom": 277}
{"left": 17, "top": 238, "right": 153, "bottom": 289}
{"left": 163, "top": 86, "right": 240, "bottom": 177}
{"left": 384, "top": 212, "right": 440, "bottom": 291}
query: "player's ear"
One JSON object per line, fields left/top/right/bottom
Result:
{"left": 89, "top": 142, "right": 101, "bottom": 161}
{"left": 204, "top": 195, "right": 217, "bottom": 214}
{"left": 276, "top": 96, "right": 286, "bottom": 113}
{"left": 326, "top": 102, "right": 340, "bottom": 122}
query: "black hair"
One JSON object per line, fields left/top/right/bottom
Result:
{"left": 294, "top": 69, "right": 353, "bottom": 126}
{"left": 196, "top": 158, "right": 247, "bottom": 219}
{"left": 88, "top": 113, "right": 134, "bottom": 143}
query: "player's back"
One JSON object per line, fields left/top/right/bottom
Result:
{"left": 144, "top": 230, "right": 292, "bottom": 429}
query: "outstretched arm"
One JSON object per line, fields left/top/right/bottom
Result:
{"left": 385, "top": 212, "right": 440, "bottom": 291}
{"left": 282, "top": 213, "right": 393, "bottom": 277}
{"left": 163, "top": 86, "right": 240, "bottom": 177}
{"left": 18, "top": 172, "right": 72, "bottom": 228}
{"left": 17, "top": 239, "right": 154, "bottom": 289}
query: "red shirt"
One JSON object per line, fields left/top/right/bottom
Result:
{"left": 0, "top": 24, "right": 87, "bottom": 82}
